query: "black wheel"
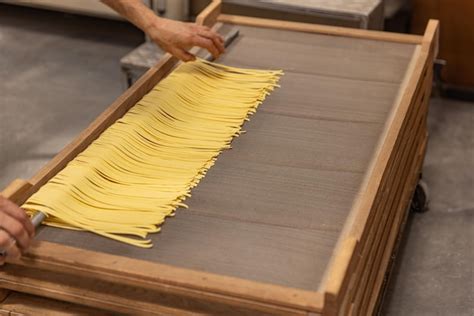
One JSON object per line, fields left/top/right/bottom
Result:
{"left": 411, "top": 180, "right": 429, "bottom": 213}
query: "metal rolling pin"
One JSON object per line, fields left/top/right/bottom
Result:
{"left": 31, "top": 211, "right": 47, "bottom": 228}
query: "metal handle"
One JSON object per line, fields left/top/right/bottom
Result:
{"left": 31, "top": 211, "right": 46, "bottom": 228}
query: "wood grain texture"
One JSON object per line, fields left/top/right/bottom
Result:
{"left": 218, "top": 14, "right": 423, "bottom": 44}
{"left": 221, "top": 3, "right": 371, "bottom": 29}
{"left": 352, "top": 25, "right": 436, "bottom": 315}
{"left": 218, "top": 26, "right": 415, "bottom": 83}
{"left": 366, "top": 135, "right": 427, "bottom": 316}
{"left": 0, "top": 179, "right": 32, "bottom": 204}
{"left": 319, "top": 43, "right": 423, "bottom": 304}
{"left": 357, "top": 65, "right": 431, "bottom": 309}
{"left": 320, "top": 21, "right": 437, "bottom": 315}
{"left": 37, "top": 211, "right": 338, "bottom": 291}
{"left": 1, "top": 265, "right": 298, "bottom": 315}
{"left": 358, "top": 126, "right": 426, "bottom": 315}
{"left": 257, "top": 72, "right": 399, "bottom": 124}
{"left": 0, "top": 291, "right": 115, "bottom": 316}
{"left": 348, "top": 61, "right": 431, "bottom": 309}
{"left": 353, "top": 99, "right": 428, "bottom": 315}
{"left": 358, "top": 53, "right": 433, "bottom": 316}
{"left": 6, "top": 241, "right": 324, "bottom": 313}
{"left": 227, "top": 25, "right": 415, "bottom": 57}
{"left": 196, "top": 0, "right": 221, "bottom": 27}
{"left": 0, "top": 290, "right": 8, "bottom": 304}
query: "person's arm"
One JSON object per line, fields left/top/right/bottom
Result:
{"left": 0, "top": 195, "right": 35, "bottom": 265}
{"left": 101, "top": 0, "right": 224, "bottom": 61}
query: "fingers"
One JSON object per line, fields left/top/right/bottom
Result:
{"left": 0, "top": 229, "right": 21, "bottom": 264}
{"left": 0, "top": 197, "right": 34, "bottom": 238}
{"left": 200, "top": 26, "right": 224, "bottom": 43}
{"left": 191, "top": 35, "right": 220, "bottom": 58}
{"left": 197, "top": 28, "right": 225, "bottom": 55}
{"left": 0, "top": 196, "right": 31, "bottom": 265}
{"left": 0, "top": 211, "right": 32, "bottom": 251}
{"left": 153, "top": 21, "right": 226, "bottom": 62}
{"left": 170, "top": 48, "right": 196, "bottom": 62}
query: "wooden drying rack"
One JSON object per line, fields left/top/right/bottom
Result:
{"left": 1, "top": 1, "right": 439, "bottom": 314}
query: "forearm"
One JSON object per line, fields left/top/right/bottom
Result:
{"left": 101, "top": 0, "right": 224, "bottom": 61}
{"left": 101, "top": 0, "right": 159, "bottom": 33}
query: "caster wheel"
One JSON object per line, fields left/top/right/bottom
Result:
{"left": 411, "top": 180, "right": 429, "bottom": 213}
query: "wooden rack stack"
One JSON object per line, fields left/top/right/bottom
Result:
{"left": 0, "top": 1, "right": 438, "bottom": 315}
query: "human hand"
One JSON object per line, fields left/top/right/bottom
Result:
{"left": 147, "top": 18, "right": 225, "bottom": 62}
{"left": 0, "top": 195, "right": 35, "bottom": 265}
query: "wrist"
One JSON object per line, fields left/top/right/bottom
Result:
{"left": 143, "top": 15, "right": 163, "bottom": 35}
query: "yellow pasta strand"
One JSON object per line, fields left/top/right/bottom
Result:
{"left": 22, "top": 59, "right": 283, "bottom": 248}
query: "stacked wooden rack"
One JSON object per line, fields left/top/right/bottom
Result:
{"left": 0, "top": 1, "right": 438, "bottom": 315}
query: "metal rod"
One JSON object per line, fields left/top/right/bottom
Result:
{"left": 31, "top": 211, "right": 47, "bottom": 228}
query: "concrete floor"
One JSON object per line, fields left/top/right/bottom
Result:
{"left": 381, "top": 97, "right": 474, "bottom": 316}
{"left": 0, "top": 4, "right": 142, "bottom": 189}
{"left": 0, "top": 4, "right": 472, "bottom": 315}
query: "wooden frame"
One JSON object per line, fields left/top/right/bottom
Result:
{"left": 0, "top": 1, "right": 439, "bottom": 314}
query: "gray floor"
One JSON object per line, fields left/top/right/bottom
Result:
{"left": 382, "top": 97, "right": 474, "bottom": 316}
{"left": 0, "top": 4, "right": 142, "bottom": 189}
{"left": 0, "top": 4, "right": 472, "bottom": 315}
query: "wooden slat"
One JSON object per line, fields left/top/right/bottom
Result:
{"left": 1, "top": 179, "right": 32, "bottom": 204}
{"left": 218, "top": 14, "right": 423, "bottom": 44}
{"left": 196, "top": 0, "right": 221, "bottom": 27}
{"left": 218, "top": 32, "right": 415, "bottom": 83}
{"left": 322, "top": 237, "right": 358, "bottom": 315}
{"left": 2, "top": 265, "right": 302, "bottom": 315}
{"left": 353, "top": 114, "right": 427, "bottom": 315}
{"left": 366, "top": 135, "right": 428, "bottom": 316}
{"left": 339, "top": 63, "right": 428, "bottom": 316}
{"left": 347, "top": 123, "right": 426, "bottom": 315}
{"left": 0, "top": 290, "right": 8, "bottom": 304}
{"left": 37, "top": 211, "right": 338, "bottom": 291}
{"left": 347, "top": 59, "right": 431, "bottom": 314}
{"left": 358, "top": 25, "right": 437, "bottom": 314}
{"left": 360, "top": 132, "right": 427, "bottom": 316}
{"left": 256, "top": 72, "right": 399, "bottom": 124}
{"left": 0, "top": 291, "right": 115, "bottom": 316}
{"left": 5, "top": 241, "right": 323, "bottom": 313}
{"left": 320, "top": 44, "right": 423, "bottom": 312}
{"left": 320, "top": 20, "right": 437, "bottom": 315}
{"left": 339, "top": 65, "right": 427, "bottom": 316}
{"left": 354, "top": 134, "right": 427, "bottom": 316}
{"left": 355, "top": 67, "right": 432, "bottom": 315}
{"left": 351, "top": 21, "right": 437, "bottom": 316}
{"left": 226, "top": 25, "right": 417, "bottom": 60}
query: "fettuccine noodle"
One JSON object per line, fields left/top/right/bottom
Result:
{"left": 23, "top": 59, "right": 282, "bottom": 248}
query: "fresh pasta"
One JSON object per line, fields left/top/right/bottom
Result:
{"left": 22, "top": 59, "right": 283, "bottom": 248}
